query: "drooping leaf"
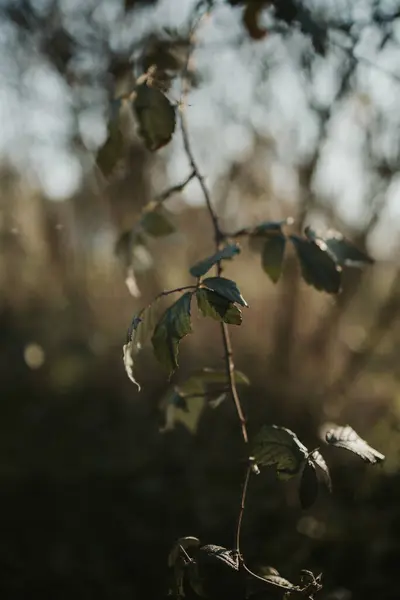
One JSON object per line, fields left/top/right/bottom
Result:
{"left": 252, "top": 425, "right": 308, "bottom": 479}
{"left": 305, "top": 226, "right": 374, "bottom": 267}
{"left": 196, "top": 288, "right": 242, "bottom": 325}
{"left": 190, "top": 244, "right": 241, "bottom": 278}
{"left": 299, "top": 460, "right": 319, "bottom": 509}
{"left": 152, "top": 292, "right": 193, "bottom": 376}
{"left": 123, "top": 302, "right": 161, "bottom": 389}
{"left": 324, "top": 425, "right": 385, "bottom": 464}
{"left": 141, "top": 208, "right": 175, "bottom": 236}
{"left": 122, "top": 342, "right": 141, "bottom": 390}
{"left": 309, "top": 449, "right": 332, "bottom": 491}
{"left": 290, "top": 234, "right": 342, "bottom": 294}
{"left": 261, "top": 233, "right": 286, "bottom": 283}
{"left": 133, "top": 82, "right": 176, "bottom": 151}
{"left": 202, "top": 277, "right": 248, "bottom": 307}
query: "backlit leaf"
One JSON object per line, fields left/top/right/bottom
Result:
{"left": 133, "top": 82, "right": 176, "bottom": 151}
{"left": 261, "top": 233, "right": 286, "bottom": 283}
{"left": 305, "top": 226, "right": 374, "bottom": 267}
{"left": 196, "top": 288, "right": 242, "bottom": 325}
{"left": 141, "top": 208, "right": 175, "bottom": 236}
{"left": 122, "top": 341, "right": 141, "bottom": 390}
{"left": 324, "top": 425, "right": 385, "bottom": 463}
{"left": 252, "top": 425, "right": 308, "bottom": 479}
{"left": 299, "top": 460, "right": 319, "bottom": 509}
{"left": 152, "top": 292, "right": 193, "bottom": 376}
{"left": 309, "top": 449, "right": 332, "bottom": 491}
{"left": 123, "top": 302, "right": 161, "bottom": 389}
{"left": 190, "top": 244, "right": 240, "bottom": 278}
{"left": 290, "top": 234, "right": 342, "bottom": 294}
{"left": 202, "top": 277, "right": 248, "bottom": 307}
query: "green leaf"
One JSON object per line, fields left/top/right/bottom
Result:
{"left": 324, "top": 425, "right": 385, "bottom": 463}
{"left": 252, "top": 425, "right": 308, "bottom": 479}
{"left": 133, "top": 82, "right": 176, "bottom": 151}
{"left": 152, "top": 292, "right": 193, "bottom": 376}
{"left": 299, "top": 460, "right": 319, "bottom": 509}
{"left": 196, "top": 288, "right": 242, "bottom": 325}
{"left": 289, "top": 234, "right": 342, "bottom": 294}
{"left": 305, "top": 226, "right": 374, "bottom": 267}
{"left": 141, "top": 208, "right": 175, "bottom": 236}
{"left": 123, "top": 301, "right": 161, "bottom": 389}
{"left": 261, "top": 234, "right": 286, "bottom": 283}
{"left": 202, "top": 277, "right": 248, "bottom": 307}
{"left": 193, "top": 368, "right": 250, "bottom": 386}
{"left": 189, "top": 244, "right": 241, "bottom": 278}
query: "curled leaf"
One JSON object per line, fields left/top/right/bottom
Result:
{"left": 122, "top": 341, "right": 141, "bottom": 390}
{"left": 309, "top": 449, "right": 332, "bottom": 491}
{"left": 202, "top": 276, "right": 248, "bottom": 307}
{"left": 152, "top": 292, "right": 193, "bottom": 376}
{"left": 252, "top": 425, "right": 308, "bottom": 479}
{"left": 196, "top": 288, "right": 242, "bottom": 325}
{"left": 324, "top": 425, "right": 385, "bottom": 464}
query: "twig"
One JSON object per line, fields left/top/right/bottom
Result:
{"left": 235, "top": 464, "right": 251, "bottom": 555}
{"left": 146, "top": 170, "right": 196, "bottom": 212}
{"left": 156, "top": 285, "right": 197, "bottom": 300}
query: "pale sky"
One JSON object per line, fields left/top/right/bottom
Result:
{"left": 0, "top": 0, "right": 400, "bottom": 256}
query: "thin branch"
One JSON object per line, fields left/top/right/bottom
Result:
{"left": 156, "top": 285, "right": 197, "bottom": 300}
{"left": 146, "top": 170, "right": 196, "bottom": 212}
{"left": 235, "top": 464, "right": 251, "bottom": 555}
{"left": 178, "top": 13, "right": 251, "bottom": 559}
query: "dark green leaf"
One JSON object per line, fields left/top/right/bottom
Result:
{"left": 299, "top": 460, "right": 319, "bottom": 509}
{"left": 309, "top": 450, "right": 332, "bottom": 491}
{"left": 190, "top": 244, "right": 241, "bottom": 278}
{"left": 133, "top": 82, "right": 176, "bottom": 151}
{"left": 189, "top": 545, "right": 243, "bottom": 599}
{"left": 252, "top": 425, "right": 308, "bottom": 479}
{"left": 141, "top": 209, "right": 175, "bottom": 236}
{"left": 202, "top": 276, "right": 248, "bottom": 307}
{"left": 290, "top": 234, "right": 342, "bottom": 294}
{"left": 261, "top": 234, "right": 286, "bottom": 283}
{"left": 324, "top": 425, "right": 385, "bottom": 463}
{"left": 152, "top": 292, "right": 193, "bottom": 376}
{"left": 196, "top": 289, "right": 242, "bottom": 325}
{"left": 252, "top": 218, "right": 293, "bottom": 236}
{"left": 305, "top": 226, "right": 374, "bottom": 267}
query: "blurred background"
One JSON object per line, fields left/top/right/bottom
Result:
{"left": 0, "top": 0, "right": 400, "bottom": 598}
